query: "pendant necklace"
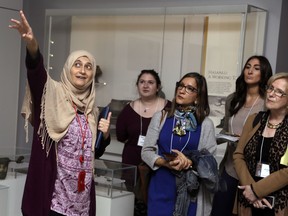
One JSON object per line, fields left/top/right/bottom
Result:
{"left": 170, "top": 116, "right": 191, "bottom": 152}
{"left": 141, "top": 98, "right": 159, "bottom": 113}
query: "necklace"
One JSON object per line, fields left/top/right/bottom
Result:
{"left": 170, "top": 117, "right": 191, "bottom": 152}
{"left": 266, "top": 114, "right": 283, "bottom": 129}
{"left": 144, "top": 107, "right": 149, "bottom": 113}
{"left": 140, "top": 98, "right": 159, "bottom": 113}
{"left": 267, "top": 121, "right": 281, "bottom": 129}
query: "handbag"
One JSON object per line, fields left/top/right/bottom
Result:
{"left": 134, "top": 162, "right": 152, "bottom": 204}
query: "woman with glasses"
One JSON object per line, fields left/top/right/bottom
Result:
{"left": 10, "top": 11, "right": 111, "bottom": 216}
{"left": 211, "top": 55, "right": 272, "bottom": 216}
{"left": 233, "top": 72, "right": 288, "bottom": 216}
{"left": 141, "top": 72, "right": 217, "bottom": 216}
{"left": 116, "top": 69, "right": 171, "bottom": 216}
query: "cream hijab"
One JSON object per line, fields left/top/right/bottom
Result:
{"left": 22, "top": 50, "right": 98, "bottom": 155}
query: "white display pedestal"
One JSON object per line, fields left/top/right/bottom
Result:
{"left": 96, "top": 191, "right": 135, "bottom": 216}
{"left": 0, "top": 162, "right": 28, "bottom": 216}
{"left": 0, "top": 185, "right": 9, "bottom": 216}
{"left": 0, "top": 173, "right": 26, "bottom": 216}
{"left": 94, "top": 159, "right": 137, "bottom": 216}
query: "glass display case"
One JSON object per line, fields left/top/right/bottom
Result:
{"left": 44, "top": 5, "right": 267, "bottom": 102}
{"left": 0, "top": 153, "right": 29, "bottom": 180}
{"left": 95, "top": 159, "right": 136, "bottom": 198}
{"left": 43, "top": 5, "right": 268, "bottom": 164}
{"left": 44, "top": 5, "right": 267, "bottom": 129}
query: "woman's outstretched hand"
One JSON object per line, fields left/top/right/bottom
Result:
{"left": 9, "top": 10, "right": 34, "bottom": 42}
{"left": 9, "top": 10, "right": 38, "bottom": 55}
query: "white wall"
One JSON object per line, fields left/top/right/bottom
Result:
{"left": 0, "top": 1, "right": 22, "bottom": 156}
{"left": 0, "top": 0, "right": 22, "bottom": 9}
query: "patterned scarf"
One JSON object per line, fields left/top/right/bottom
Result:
{"left": 239, "top": 112, "right": 288, "bottom": 212}
{"left": 173, "top": 106, "right": 197, "bottom": 136}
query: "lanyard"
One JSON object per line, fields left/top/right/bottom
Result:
{"left": 231, "top": 96, "right": 259, "bottom": 135}
{"left": 75, "top": 111, "right": 88, "bottom": 163}
{"left": 73, "top": 104, "right": 88, "bottom": 192}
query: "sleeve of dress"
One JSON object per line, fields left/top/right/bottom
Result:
{"left": 198, "top": 117, "right": 217, "bottom": 156}
{"left": 252, "top": 166, "right": 288, "bottom": 198}
{"left": 233, "top": 114, "right": 257, "bottom": 186}
{"left": 116, "top": 105, "right": 129, "bottom": 143}
{"left": 141, "top": 111, "right": 163, "bottom": 170}
{"left": 25, "top": 48, "right": 47, "bottom": 103}
{"left": 95, "top": 135, "right": 111, "bottom": 159}
{"left": 21, "top": 48, "right": 47, "bottom": 133}
{"left": 26, "top": 48, "right": 41, "bottom": 69}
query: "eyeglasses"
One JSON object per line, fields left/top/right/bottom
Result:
{"left": 266, "top": 85, "right": 287, "bottom": 98}
{"left": 177, "top": 82, "right": 198, "bottom": 94}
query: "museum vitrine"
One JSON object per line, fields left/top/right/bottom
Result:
{"left": 94, "top": 159, "right": 136, "bottom": 198}
{"left": 44, "top": 4, "right": 267, "bottom": 130}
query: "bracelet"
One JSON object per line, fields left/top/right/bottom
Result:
{"left": 250, "top": 184, "right": 259, "bottom": 199}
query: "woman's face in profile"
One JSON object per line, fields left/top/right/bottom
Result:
{"left": 70, "top": 56, "right": 94, "bottom": 89}
{"left": 175, "top": 77, "right": 198, "bottom": 106}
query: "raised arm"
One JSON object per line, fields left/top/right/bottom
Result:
{"left": 9, "top": 10, "right": 38, "bottom": 58}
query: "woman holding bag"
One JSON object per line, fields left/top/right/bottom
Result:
{"left": 141, "top": 72, "right": 217, "bottom": 216}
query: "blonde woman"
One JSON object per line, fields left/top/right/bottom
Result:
{"left": 234, "top": 72, "right": 288, "bottom": 216}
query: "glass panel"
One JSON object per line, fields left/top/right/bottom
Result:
{"left": 70, "top": 15, "right": 165, "bottom": 106}
{"left": 44, "top": 5, "right": 267, "bottom": 130}
{"left": 242, "top": 5, "right": 267, "bottom": 66}
{"left": 94, "top": 159, "right": 136, "bottom": 198}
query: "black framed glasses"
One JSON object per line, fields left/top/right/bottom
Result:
{"left": 266, "top": 85, "right": 287, "bottom": 98}
{"left": 176, "top": 82, "right": 198, "bottom": 94}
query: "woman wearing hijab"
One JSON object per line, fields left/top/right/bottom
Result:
{"left": 10, "top": 11, "right": 111, "bottom": 216}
